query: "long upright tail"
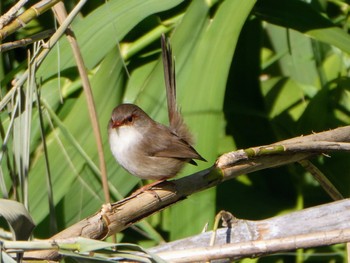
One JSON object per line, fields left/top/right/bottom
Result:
{"left": 161, "top": 34, "right": 177, "bottom": 128}
{"left": 161, "top": 34, "right": 206, "bottom": 163}
{"left": 161, "top": 34, "right": 193, "bottom": 144}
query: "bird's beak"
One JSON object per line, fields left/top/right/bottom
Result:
{"left": 112, "top": 120, "right": 122, "bottom": 128}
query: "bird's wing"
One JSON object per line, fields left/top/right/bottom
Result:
{"left": 142, "top": 124, "right": 206, "bottom": 163}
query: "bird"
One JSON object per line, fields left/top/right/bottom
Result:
{"left": 108, "top": 34, "right": 205, "bottom": 183}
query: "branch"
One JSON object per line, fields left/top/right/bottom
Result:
{"left": 25, "top": 125, "right": 350, "bottom": 261}
{"left": 0, "top": 29, "right": 54, "bottom": 52}
{"left": 216, "top": 126, "right": 350, "bottom": 179}
{"left": 0, "top": 0, "right": 62, "bottom": 41}
{"left": 0, "top": 0, "right": 28, "bottom": 29}
{"left": 150, "top": 199, "right": 350, "bottom": 262}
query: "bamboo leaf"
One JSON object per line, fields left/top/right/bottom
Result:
{"left": 37, "top": 0, "right": 184, "bottom": 79}
{"left": 255, "top": 0, "right": 350, "bottom": 53}
{"left": 0, "top": 199, "right": 35, "bottom": 240}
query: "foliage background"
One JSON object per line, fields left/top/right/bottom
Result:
{"left": 1, "top": 0, "right": 350, "bottom": 261}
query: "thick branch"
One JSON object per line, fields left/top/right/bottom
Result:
{"left": 150, "top": 198, "right": 350, "bottom": 261}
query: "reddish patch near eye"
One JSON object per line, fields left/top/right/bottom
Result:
{"left": 112, "top": 120, "right": 122, "bottom": 128}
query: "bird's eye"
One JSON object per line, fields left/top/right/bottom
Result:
{"left": 125, "top": 115, "right": 133, "bottom": 123}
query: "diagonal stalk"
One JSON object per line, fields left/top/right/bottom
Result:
{"left": 51, "top": 2, "right": 109, "bottom": 203}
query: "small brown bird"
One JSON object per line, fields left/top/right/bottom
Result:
{"left": 108, "top": 34, "right": 205, "bottom": 181}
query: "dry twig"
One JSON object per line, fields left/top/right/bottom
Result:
{"left": 0, "top": 0, "right": 28, "bottom": 29}
{"left": 51, "top": 2, "right": 109, "bottom": 203}
{"left": 0, "top": 29, "right": 54, "bottom": 52}
{"left": 0, "top": 0, "right": 61, "bottom": 41}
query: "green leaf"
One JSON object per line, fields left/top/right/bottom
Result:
{"left": 58, "top": 238, "right": 166, "bottom": 263}
{"left": 37, "top": 0, "right": 184, "bottom": 79}
{"left": 255, "top": 0, "right": 350, "bottom": 54}
{"left": 0, "top": 199, "right": 35, "bottom": 240}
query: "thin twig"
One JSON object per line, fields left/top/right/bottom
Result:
{"left": 51, "top": 2, "right": 110, "bottom": 203}
{"left": 299, "top": 159, "right": 344, "bottom": 200}
{"left": 0, "top": 29, "right": 54, "bottom": 52}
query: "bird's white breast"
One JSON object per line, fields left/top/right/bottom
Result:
{"left": 109, "top": 125, "right": 143, "bottom": 174}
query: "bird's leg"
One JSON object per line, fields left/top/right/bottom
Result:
{"left": 131, "top": 179, "right": 167, "bottom": 200}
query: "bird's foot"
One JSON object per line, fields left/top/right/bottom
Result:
{"left": 131, "top": 179, "right": 167, "bottom": 201}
